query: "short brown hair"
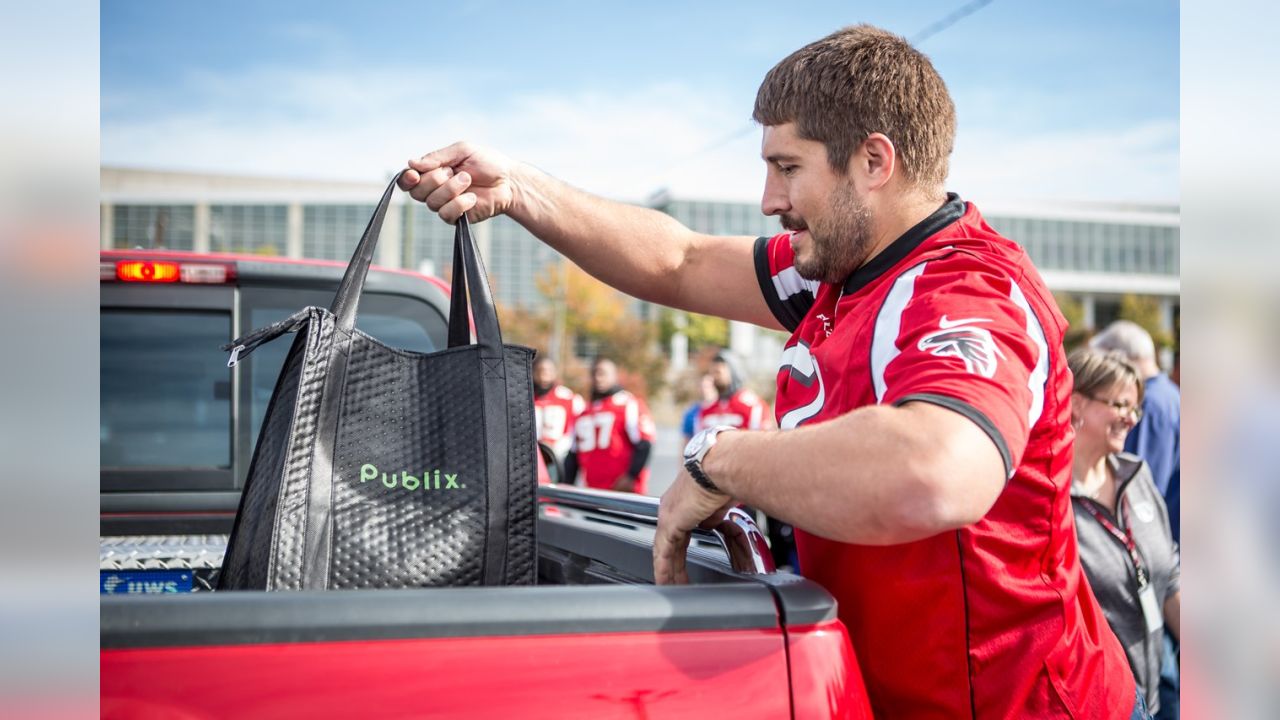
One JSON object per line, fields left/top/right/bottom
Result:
{"left": 753, "top": 24, "right": 956, "bottom": 189}
{"left": 1067, "top": 348, "right": 1145, "bottom": 406}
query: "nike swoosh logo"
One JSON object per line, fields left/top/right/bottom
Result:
{"left": 939, "top": 315, "right": 993, "bottom": 329}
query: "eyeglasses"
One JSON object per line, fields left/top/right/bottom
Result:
{"left": 1084, "top": 395, "right": 1143, "bottom": 422}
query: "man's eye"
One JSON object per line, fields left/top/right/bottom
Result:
{"left": 779, "top": 165, "right": 797, "bottom": 176}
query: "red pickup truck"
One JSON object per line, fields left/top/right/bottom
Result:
{"left": 99, "top": 249, "right": 874, "bottom": 719}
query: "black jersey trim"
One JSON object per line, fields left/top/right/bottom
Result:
{"left": 893, "top": 392, "right": 1014, "bottom": 481}
{"left": 842, "top": 193, "right": 966, "bottom": 296}
{"left": 753, "top": 235, "right": 807, "bottom": 332}
{"left": 955, "top": 531, "right": 979, "bottom": 719}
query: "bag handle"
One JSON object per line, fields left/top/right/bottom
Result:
{"left": 447, "top": 226, "right": 471, "bottom": 348}
{"left": 329, "top": 173, "right": 503, "bottom": 358}
{"left": 446, "top": 215, "right": 503, "bottom": 357}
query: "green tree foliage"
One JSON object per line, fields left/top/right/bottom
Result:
{"left": 495, "top": 304, "right": 552, "bottom": 354}
{"left": 595, "top": 317, "right": 667, "bottom": 398}
{"left": 1054, "top": 292, "right": 1090, "bottom": 350}
{"left": 495, "top": 260, "right": 668, "bottom": 396}
{"left": 535, "top": 262, "right": 630, "bottom": 341}
{"left": 1117, "top": 293, "right": 1175, "bottom": 351}
{"left": 658, "top": 310, "right": 729, "bottom": 353}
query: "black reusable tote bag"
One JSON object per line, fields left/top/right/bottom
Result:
{"left": 217, "top": 174, "right": 537, "bottom": 590}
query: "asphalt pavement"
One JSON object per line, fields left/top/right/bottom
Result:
{"left": 644, "top": 425, "right": 684, "bottom": 497}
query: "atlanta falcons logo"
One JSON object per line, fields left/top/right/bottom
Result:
{"left": 918, "top": 316, "right": 1005, "bottom": 378}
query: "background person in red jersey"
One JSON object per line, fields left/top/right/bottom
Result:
{"left": 696, "top": 351, "right": 769, "bottom": 433}
{"left": 698, "top": 351, "right": 797, "bottom": 570}
{"left": 563, "top": 358, "right": 655, "bottom": 494}
{"left": 682, "top": 373, "right": 718, "bottom": 444}
{"left": 399, "top": 24, "right": 1141, "bottom": 719}
{"left": 532, "top": 356, "right": 585, "bottom": 467}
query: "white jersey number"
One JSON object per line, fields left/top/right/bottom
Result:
{"left": 537, "top": 405, "right": 569, "bottom": 442}
{"left": 575, "top": 412, "right": 615, "bottom": 453}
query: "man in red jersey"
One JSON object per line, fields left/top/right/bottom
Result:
{"left": 696, "top": 351, "right": 769, "bottom": 433}
{"left": 400, "top": 24, "right": 1142, "bottom": 720}
{"left": 532, "top": 356, "right": 585, "bottom": 467}
{"left": 564, "top": 358, "right": 656, "bottom": 494}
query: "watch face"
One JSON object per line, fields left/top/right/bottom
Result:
{"left": 684, "top": 430, "right": 707, "bottom": 460}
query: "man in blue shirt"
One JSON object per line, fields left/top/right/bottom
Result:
{"left": 682, "top": 373, "right": 717, "bottom": 443}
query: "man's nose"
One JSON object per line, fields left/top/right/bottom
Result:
{"left": 761, "top": 175, "right": 790, "bottom": 217}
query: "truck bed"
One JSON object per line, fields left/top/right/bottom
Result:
{"left": 101, "top": 486, "right": 874, "bottom": 719}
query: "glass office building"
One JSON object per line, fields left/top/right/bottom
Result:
{"left": 401, "top": 204, "right": 562, "bottom": 309}
{"left": 110, "top": 204, "right": 196, "bottom": 251}
{"left": 102, "top": 167, "right": 1178, "bottom": 337}
{"left": 303, "top": 204, "right": 378, "bottom": 261}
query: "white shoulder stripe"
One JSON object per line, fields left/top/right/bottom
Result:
{"left": 872, "top": 262, "right": 929, "bottom": 402}
{"left": 771, "top": 265, "right": 821, "bottom": 301}
{"left": 1009, "top": 282, "right": 1049, "bottom": 428}
{"left": 778, "top": 341, "right": 818, "bottom": 379}
{"left": 624, "top": 397, "right": 641, "bottom": 444}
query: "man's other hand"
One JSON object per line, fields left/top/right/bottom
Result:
{"left": 400, "top": 142, "right": 517, "bottom": 224}
{"left": 653, "top": 469, "right": 732, "bottom": 585}
{"left": 612, "top": 474, "right": 637, "bottom": 493}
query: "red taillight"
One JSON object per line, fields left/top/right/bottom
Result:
{"left": 107, "top": 260, "right": 233, "bottom": 284}
{"left": 117, "top": 261, "right": 180, "bottom": 283}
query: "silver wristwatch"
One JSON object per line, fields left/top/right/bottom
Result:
{"left": 683, "top": 425, "right": 735, "bottom": 494}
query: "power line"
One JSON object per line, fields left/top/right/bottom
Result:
{"left": 653, "top": 0, "right": 996, "bottom": 186}
{"left": 911, "top": 0, "right": 996, "bottom": 44}
{"left": 691, "top": 124, "right": 757, "bottom": 157}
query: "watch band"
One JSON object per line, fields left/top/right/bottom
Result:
{"left": 685, "top": 457, "right": 720, "bottom": 493}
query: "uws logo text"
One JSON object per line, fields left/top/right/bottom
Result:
{"left": 360, "top": 464, "right": 464, "bottom": 492}
{"left": 101, "top": 574, "right": 185, "bottom": 594}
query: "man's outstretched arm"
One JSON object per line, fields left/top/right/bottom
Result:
{"left": 654, "top": 402, "right": 1007, "bottom": 585}
{"left": 400, "top": 142, "right": 782, "bottom": 330}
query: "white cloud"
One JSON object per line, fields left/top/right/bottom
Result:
{"left": 650, "top": 118, "right": 1180, "bottom": 206}
{"left": 101, "top": 64, "right": 1177, "bottom": 206}
{"left": 951, "top": 120, "right": 1179, "bottom": 204}
{"left": 101, "top": 64, "right": 749, "bottom": 202}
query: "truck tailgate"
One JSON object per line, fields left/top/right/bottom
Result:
{"left": 102, "top": 585, "right": 793, "bottom": 719}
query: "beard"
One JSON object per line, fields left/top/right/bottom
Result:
{"left": 782, "top": 179, "right": 874, "bottom": 284}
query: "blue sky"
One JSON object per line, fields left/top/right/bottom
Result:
{"left": 101, "top": 0, "right": 1178, "bottom": 203}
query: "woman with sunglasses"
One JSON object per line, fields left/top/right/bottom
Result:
{"left": 1068, "top": 348, "right": 1180, "bottom": 718}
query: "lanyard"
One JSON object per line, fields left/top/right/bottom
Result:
{"left": 1080, "top": 497, "right": 1149, "bottom": 590}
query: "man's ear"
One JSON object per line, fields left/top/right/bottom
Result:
{"left": 850, "top": 132, "right": 896, "bottom": 191}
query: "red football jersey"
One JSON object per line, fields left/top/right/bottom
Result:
{"left": 696, "top": 388, "right": 768, "bottom": 432}
{"left": 756, "top": 195, "right": 1134, "bottom": 718}
{"left": 534, "top": 384, "right": 586, "bottom": 460}
{"left": 573, "top": 390, "right": 656, "bottom": 493}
